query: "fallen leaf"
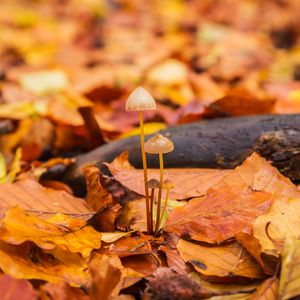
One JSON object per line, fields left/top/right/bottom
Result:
{"left": 253, "top": 197, "right": 300, "bottom": 256}
{"left": 101, "top": 236, "right": 151, "bottom": 257}
{"left": 89, "top": 254, "right": 143, "bottom": 299}
{"left": 248, "top": 277, "right": 278, "bottom": 300}
{"left": 209, "top": 90, "right": 275, "bottom": 116}
{"left": 117, "top": 198, "right": 147, "bottom": 232}
{"left": 19, "top": 70, "right": 69, "bottom": 95}
{"left": 107, "top": 152, "right": 229, "bottom": 200}
{"left": 165, "top": 187, "right": 275, "bottom": 243}
{"left": 235, "top": 233, "right": 276, "bottom": 275}
{"left": 83, "top": 165, "right": 113, "bottom": 211}
{"left": 0, "top": 274, "right": 38, "bottom": 300}
{"left": 177, "top": 239, "right": 264, "bottom": 279}
{"left": 119, "top": 122, "right": 166, "bottom": 139}
{"left": 189, "top": 272, "right": 259, "bottom": 295}
{"left": 0, "top": 207, "right": 101, "bottom": 258}
{"left": 89, "top": 254, "right": 122, "bottom": 300}
{"left": 84, "top": 166, "right": 121, "bottom": 231}
{"left": 40, "top": 282, "right": 89, "bottom": 300}
{"left": 0, "top": 178, "right": 93, "bottom": 220}
{"left": 101, "top": 230, "right": 136, "bottom": 244}
{"left": 214, "top": 152, "right": 300, "bottom": 198}
{"left": 278, "top": 239, "right": 300, "bottom": 299}
{"left": 0, "top": 241, "right": 90, "bottom": 286}
{"left": 121, "top": 253, "right": 160, "bottom": 276}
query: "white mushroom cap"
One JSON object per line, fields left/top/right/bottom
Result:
{"left": 145, "top": 134, "right": 174, "bottom": 154}
{"left": 126, "top": 87, "right": 156, "bottom": 111}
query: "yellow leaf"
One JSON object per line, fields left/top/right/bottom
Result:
{"left": 248, "top": 277, "right": 278, "bottom": 299}
{"left": 177, "top": 239, "right": 264, "bottom": 279}
{"left": 20, "top": 70, "right": 69, "bottom": 95}
{"left": 0, "top": 241, "right": 89, "bottom": 286}
{"left": 253, "top": 197, "right": 300, "bottom": 257}
{"left": 0, "top": 207, "right": 101, "bottom": 258}
{"left": 101, "top": 230, "right": 136, "bottom": 244}
{"left": 279, "top": 239, "right": 300, "bottom": 299}
{"left": 119, "top": 123, "right": 166, "bottom": 139}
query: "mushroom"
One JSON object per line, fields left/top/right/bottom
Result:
{"left": 145, "top": 134, "right": 174, "bottom": 234}
{"left": 159, "top": 179, "right": 175, "bottom": 227}
{"left": 126, "top": 87, "right": 156, "bottom": 234}
{"left": 147, "top": 178, "right": 160, "bottom": 233}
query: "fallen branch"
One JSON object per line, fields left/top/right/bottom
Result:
{"left": 59, "top": 114, "right": 300, "bottom": 195}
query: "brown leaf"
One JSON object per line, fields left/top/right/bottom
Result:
{"left": 214, "top": 152, "right": 300, "bottom": 197}
{"left": 84, "top": 166, "right": 121, "bottom": 231}
{"left": 208, "top": 90, "right": 275, "bottom": 117}
{"left": 40, "top": 282, "right": 89, "bottom": 300}
{"left": 89, "top": 254, "right": 122, "bottom": 300}
{"left": 83, "top": 165, "right": 113, "bottom": 211}
{"left": 89, "top": 254, "right": 143, "bottom": 299}
{"left": 107, "top": 152, "right": 229, "bottom": 200}
{"left": 248, "top": 277, "right": 278, "bottom": 300}
{"left": 117, "top": 198, "right": 147, "bottom": 232}
{"left": 177, "top": 240, "right": 264, "bottom": 280}
{"left": 165, "top": 187, "right": 275, "bottom": 243}
{"left": 0, "top": 274, "right": 38, "bottom": 300}
{"left": 159, "top": 245, "right": 187, "bottom": 274}
{"left": 235, "top": 233, "right": 277, "bottom": 275}
{"left": 121, "top": 253, "right": 160, "bottom": 276}
{"left": 101, "top": 236, "right": 152, "bottom": 257}
{"left": 0, "top": 178, "right": 94, "bottom": 220}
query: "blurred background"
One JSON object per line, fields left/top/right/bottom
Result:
{"left": 1, "top": 0, "right": 300, "bottom": 162}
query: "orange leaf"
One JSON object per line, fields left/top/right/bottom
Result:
{"left": 0, "top": 207, "right": 101, "bottom": 258}
{"left": 107, "top": 152, "right": 229, "bottom": 200}
{"left": 0, "top": 178, "right": 94, "bottom": 220}
{"left": 165, "top": 187, "right": 275, "bottom": 243}
{"left": 0, "top": 274, "right": 38, "bottom": 300}
{"left": 177, "top": 239, "right": 264, "bottom": 279}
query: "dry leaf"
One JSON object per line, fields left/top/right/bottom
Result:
{"left": 0, "top": 207, "right": 101, "bottom": 258}
{"left": 0, "top": 241, "right": 90, "bottom": 286}
{"left": 40, "top": 282, "right": 89, "bottom": 300}
{"left": 278, "top": 239, "right": 300, "bottom": 299}
{"left": 107, "top": 152, "right": 229, "bottom": 200}
{"left": 101, "top": 236, "right": 151, "bottom": 257}
{"left": 165, "top": 187, "right": 275, "bottom": 243}
{"left": 0, "top": 178, "right": 93, "bottom": 220}
{"left": 253, "top": 197, "right": 300, "bottom": 257}
{"left": 89, "top": 254, "right": 143, "bottom": 298}
{"left": 177, "top": 239, "right": 264, "bottom": 279}
{"left": 248, "top": 277, "right": 278, "bottom": 300}
{"left": 0, "top": 274, "right": 38, "bottom": 300}
{"left": 235, "top": 233, "right": 276, "bottom": 275}
{"left": 214, "top": 152, "right": 300, "bottom": 198}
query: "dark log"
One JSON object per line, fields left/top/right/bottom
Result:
{"left": 57, "top": 114, "right": 300, "bottom": 196}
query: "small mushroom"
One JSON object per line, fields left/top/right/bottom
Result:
{"left": 159, "top": 179, "right": 175, "bottom": 227}
{"left": 147, "top": 178, "right": 160, "bottom": 232}
{"left": 126, "top": 87, "right": 156, "bottom": 234}
{"left": 145, "top": 134, "right": 174, "bottom": 234}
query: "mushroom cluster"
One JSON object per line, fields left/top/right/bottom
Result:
{"left": 125, "top": 87, "right": 174, "bottom": 235}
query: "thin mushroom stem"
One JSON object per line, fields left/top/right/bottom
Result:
{"left": 159, "top": 188, "right": 170, "bottom": 227}
{"left": 150, "top": 188, "right": 155, "bottom": 234}
{"left": 155, "top": 151, "right": 164, "bottom": 234}
{"left": 138, "top": 111, "right": 151, "bottom": 234}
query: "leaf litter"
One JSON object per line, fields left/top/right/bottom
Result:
{"left": 0, "top": 0, "right": 300, "bottom": 299}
